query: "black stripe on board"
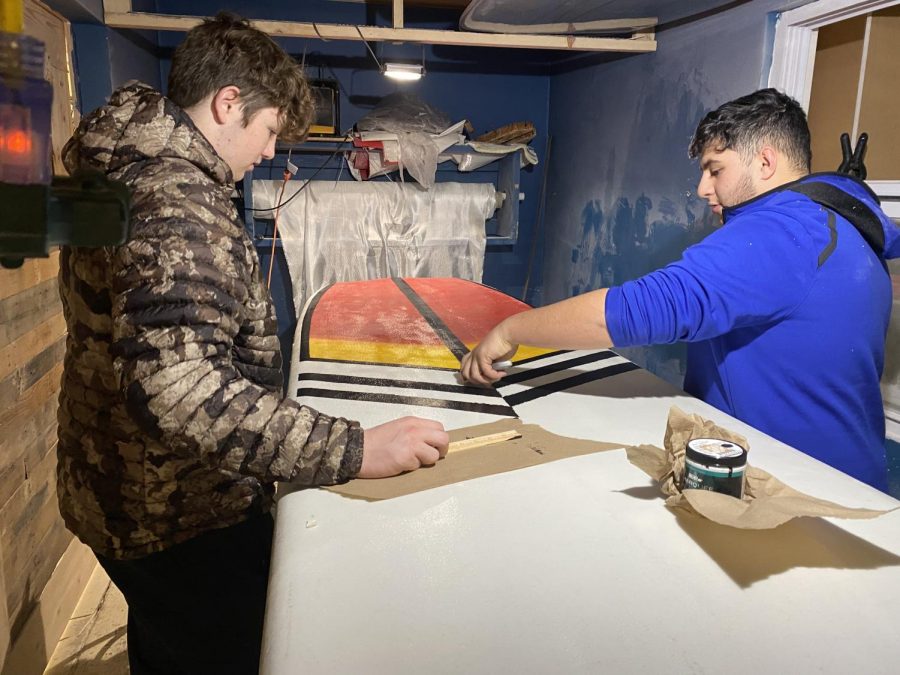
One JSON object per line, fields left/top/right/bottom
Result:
{"left": 497, "top": 350, "right": 620, "bottom": 386}
{"left": 392, "top": 278, "right": 469, "bottom": 362}
{"left": 296, "top": 387, "right": 517, "bottom": 417}
{"left": 503, "top": 362, "right": 641, "bottom": 407}
{"left": 508, "top": 350, "right": 571, "bottom": 367}
{"left": 297, "top": 372, "right": 503, "bottom": 398}
{"left": 299, "top": 285, "right": 331, "bottom": 361}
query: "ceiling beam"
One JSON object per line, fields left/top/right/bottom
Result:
{"left": 100, "top": 0, "right": 656, "bottom": 53}
{"left": 103, "top": 0, "right": 131, "bottom": 12}
{"left": 104, "top": 11, "right": 656, "bottom": 52}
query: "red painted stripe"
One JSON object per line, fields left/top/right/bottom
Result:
{"left": 308, "top": 278, "right": 445, "bottom": 345}
{"left": 404, "top": 278, "right": 530, "bottom": 344}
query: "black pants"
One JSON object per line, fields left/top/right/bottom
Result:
{"left": 96, "top": 513, "right": 275, "bottom": 675}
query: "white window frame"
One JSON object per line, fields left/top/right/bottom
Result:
{"left": 768, "top": 0, "right": 900, "bottom": 218}
{"left": 868, "top": 182, "right": 900, "bottom": 219}
{"left": 768, "top": 0, "right": 899, "bottom": 108}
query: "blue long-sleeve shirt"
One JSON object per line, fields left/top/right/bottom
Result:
{"left": 606, "top": 173, "right": 898, "bottom": 490}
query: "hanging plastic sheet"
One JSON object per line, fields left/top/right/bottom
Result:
{"left": 252, "top": 180, "right": 499, "bottom": 318}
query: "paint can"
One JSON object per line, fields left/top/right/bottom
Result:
{"left": 683, "top": 438, "right": 747, "bottom": 499}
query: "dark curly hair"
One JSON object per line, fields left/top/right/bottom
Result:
{"left": 688, "top": 88, "right": 811, "bottom": 173}
{"left": 167, "top": 12, "right": 313, "bottom": 143}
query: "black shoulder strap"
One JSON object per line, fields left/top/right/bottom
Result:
{"left": 788, "top": 181, "right": 884, "bottom": 256}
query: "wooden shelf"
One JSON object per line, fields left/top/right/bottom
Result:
{"left": 241, "top": 141, "right": 523, "bottom": 245}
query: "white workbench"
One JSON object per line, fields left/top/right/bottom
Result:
{"left": 261, "top": 361, "right": 900, "bottom": 675}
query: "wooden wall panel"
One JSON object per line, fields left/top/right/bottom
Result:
{"left": 857, "top": 5, "right": 900, "bottom": 180}
{"left": 23, "top": 0, "right": 80, "bottom": 175}
{"left": 0, "top": 281, "right": 64, "bottom": 372}
{"left": 1, "top": 539, "right": 95, "bottom": 675}
{"left": 0, "top": 274, "right": 69, "bottom": 670}
{"left": 2, "top": 443, "right": 70, "bottom": 629}
{"left": 807, "top": 15, "right": 866, "bottom": 173}
{"left": 0, "top": 1, "right": 83, "bottom": 672}
{"left": 0, "top": 380, "right": 60, "bottom": 510}
{"left": 0, "top": 250, "right": 59, "bottom": 303}
{"left": 0, "top": 307, "right": 68, "bottom": 655}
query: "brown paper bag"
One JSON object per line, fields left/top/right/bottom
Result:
{"left": 326, "top": 419, "right": 623, "bottom": 501}
{"left": 626, "top": 406, "right": 896, "bottom": 529}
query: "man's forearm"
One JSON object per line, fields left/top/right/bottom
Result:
{"left": 498, "top": 288, "right": 614, "bottom": 350}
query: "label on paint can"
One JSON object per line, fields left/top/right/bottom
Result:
{"left": 683, "top": 438, "right": 747, "bottom": 499}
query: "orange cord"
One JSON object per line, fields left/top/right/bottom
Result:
{"left": 266, "top": 169, "right": 292, "bottom": 289}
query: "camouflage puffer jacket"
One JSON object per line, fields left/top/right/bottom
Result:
{"left": 57, "top": 82, "right": 363, "bottom": 560}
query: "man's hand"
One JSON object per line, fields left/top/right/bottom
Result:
{"left": 358, "top": 417, "right": 450, "bottom": 478}
{"left": 460, "top": 290, "right": 613, "bottom": 386}
{"left": 459, "top": 324, "right": 517, "bottom": 386}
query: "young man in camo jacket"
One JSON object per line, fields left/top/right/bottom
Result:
{"left": 58, "top": 13, "right": 448, "bottom": 674}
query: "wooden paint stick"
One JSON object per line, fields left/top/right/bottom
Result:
{"left": 447, "top": 429, "right": 522, "bottom": 454}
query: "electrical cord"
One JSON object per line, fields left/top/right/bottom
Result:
{"left": 252, "top": 133, "right": 355, "bottom": 288}
{"left": 265, "top": 168, "right": 292, "bottom": 289}
{"left": 355, "top": 25, "right": 383, "bottom": 71}
{"left": 311, "top": 22, "right": 329, "bottom": 42}
{"left": 521, "top": 134, "right": 552, "bottom": 303}
{"left": 245, "top": 134, "right": 351, "bottom": 213}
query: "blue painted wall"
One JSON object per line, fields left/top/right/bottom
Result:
{"left": 542, "top": 0, "right": 796, "bottom": 388}
{"left": 70, "top": 23, "right": 112, "bottom": 114}
{"left": 46, "top": 0, "right": 102, "bottom": 22}
{"left": 62, "top": 0, "right": 162, "bottom": 115}
{"left": 109, "top": 0, "right": 163, "bottom": 91}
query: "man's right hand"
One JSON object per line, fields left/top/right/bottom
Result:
{"left": 358, "top": 417, "right": 450, "bottom": 478}
{"left": 459, "top": 323, "right": 517, "bottom": 386}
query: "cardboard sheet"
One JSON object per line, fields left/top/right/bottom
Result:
{"left": 626, "top": 406, "right": 897, "bottom": 529}
{"left": 328, "top": 419, "right": 623, "bottom": 501}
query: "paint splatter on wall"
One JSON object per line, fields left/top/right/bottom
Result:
{"left": 567, "top": 192, "right": 717, "bottom": 385}
{"left": 542, "top": 0, "right": 787, "bottom": 388}
{"left": 544, "top": 70, "right": 721, "bottom": 386}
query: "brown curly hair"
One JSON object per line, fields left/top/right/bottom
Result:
{"left": 168, "top": 12, "right": 313, "bottom": 143}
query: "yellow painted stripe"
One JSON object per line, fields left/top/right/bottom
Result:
{"left": 309, "top": 338, "right": 557, "bottom": 369}
{"left": 308, "top": 338, "right": 460, "bottom": 369}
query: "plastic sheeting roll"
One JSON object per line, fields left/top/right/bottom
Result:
{"left": 252, "top": 180, "right": 497, "bottom": 318}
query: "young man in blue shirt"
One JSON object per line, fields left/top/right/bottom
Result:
{"left": 461, "top": 89, "right": 898, "bottom": 491}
